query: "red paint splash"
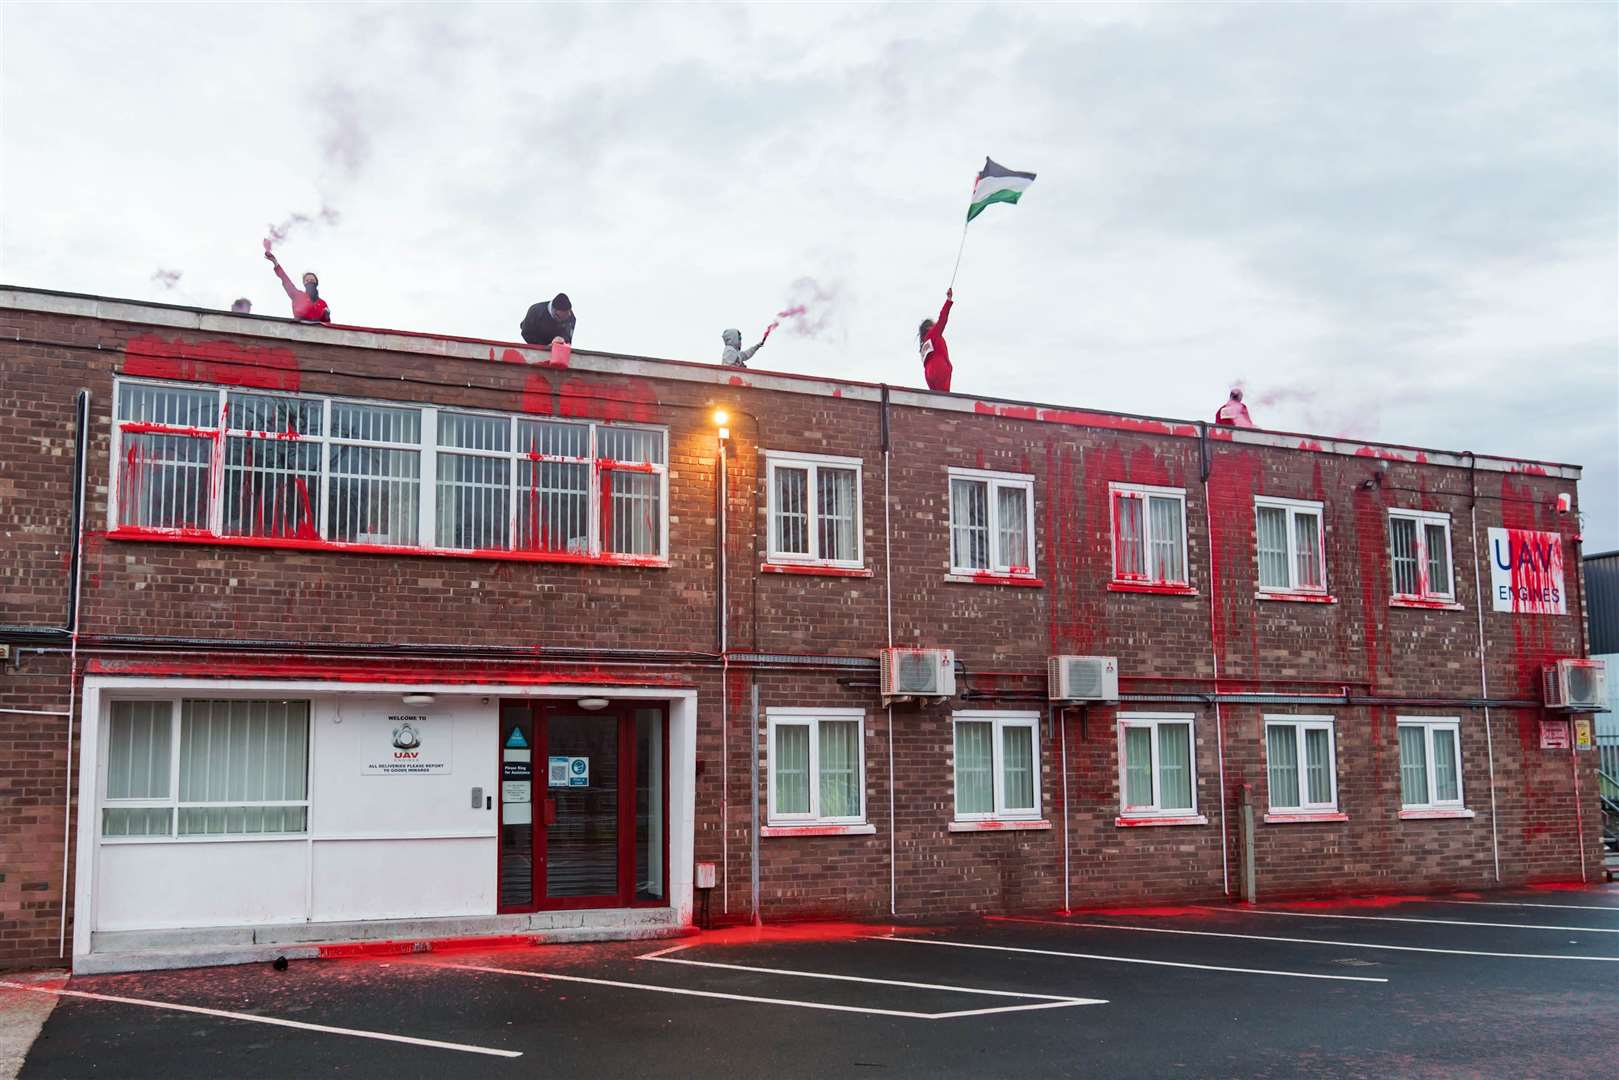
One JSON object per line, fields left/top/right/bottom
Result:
{"left": 557, "top": 376, "right": 659, "bottom": 424}
{"left": 1493, "top": 528, "right": 1565, "bottom": 614}
{"left": 86, "top": 657, "right": 695, "bottom": 687}
{"left": 125, "top": 334, "right": 301, "bottom": 391}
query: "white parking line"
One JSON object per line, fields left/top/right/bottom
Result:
{"left": 1426, "top": 899, "right": 1619, "bottom": 913}
{"left": 1193, "top": 906, "right": 1619, "bottom": 934}
{"left": 0, "top": 981, "right": 522, "bottom": 1059}
{"left": 441, "top": 961, "right": 1105, "bottom": 1020}
{"left": 875, "top": 935, "right": 1389, "bottom": 982}
{"left": 995, "top": 916, "right": 1619, "bottom": 962}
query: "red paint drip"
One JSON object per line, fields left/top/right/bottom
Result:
{"left": 125, "top": 334, "right": 301, "bottom": 391}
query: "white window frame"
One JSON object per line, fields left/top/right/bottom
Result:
{"left": 1254, "top": 496, "right": 1328, "bottom": 595}
{"left": 1117, "top": 712, "right": 1199, "bottom": 817}
{"left": 951, "top": 711, "right": 1042, "bottom": 822}
{"left": 1108, "top": 482, "right": 1190, "bottom": 586}
{"left": 1396, "top": 717, "right": 1466, "bottom": 811}
{"left": 1387, "top": 508, "right": 1455, "bottom": 602}
{"left": 764, "top": 708, "right": 867, "bottom": 827}
{"left": 946, "top": 468, "right": 1037, "bottom": 577}
{"left": 108, "top": 378, "right": 669, "bottom": 563}
{"left": 762, "top": 451, "right": 864, "bottom": 568}
{"left": 1263, "top": 715, "right": 1339, "bottom": 814}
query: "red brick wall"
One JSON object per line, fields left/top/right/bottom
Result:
{"left": 0, "top": 654, "right": 74, "bottom": 970}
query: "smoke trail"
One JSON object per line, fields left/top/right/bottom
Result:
{"left": 317, "top": 84, "right": 372, "bottom": 183}
{"left": 765, "top": 278, "right": 842, "bottom": 339}
{"left": 151, "top": 269, "right": 182, "bottom": 290}
{"left": 264, "top": 205, "right": 342, "bottom": 251}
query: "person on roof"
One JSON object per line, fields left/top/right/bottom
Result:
{"left": 918, "top": 288, "right": 953, "bottom": 392}
{"left": 721, "top": 327, "right": 767, "bottom": 368}
{"left": 520, "top": 293, "right": 576, "bottom": 346}
{"left": 263, "top": 248, "right": 330, "bottom": 323}
{"left": 1215, "top": 387, "right": 1255, "bottom": 428}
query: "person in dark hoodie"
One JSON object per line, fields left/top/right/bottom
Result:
{"left": 721, "top": 327, "right": 767, "bottom": 368}
{"left": 520, "top": 293, "right": 576, "bottom": 345}
{"left": 918, "top": 288, "right": 953, "bottom": 391}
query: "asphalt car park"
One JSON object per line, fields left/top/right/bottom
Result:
{"left": 9, "top": 884, "right": 1618, "bottom": 1079}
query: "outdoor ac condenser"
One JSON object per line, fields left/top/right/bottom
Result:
{"left": 879, "top": 648, "right": 956, "bottom": 702}
{"left": 1542, "top": 659, "right": 1608, "bottom": 711}
{"left": 1047, "top": 656, "right": 1120, "bottom": 703}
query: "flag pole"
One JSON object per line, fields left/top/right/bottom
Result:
{"left": 949, "top": 219, "right": 969, "bottom": 289}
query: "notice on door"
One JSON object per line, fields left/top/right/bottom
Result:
{"left": 549, "top": 756, "right": 589, "bottom": 787}
{"left": 363, "top": 715, "right": 453, "bottom": 775}
{"left": 502, "top": 780, "right": 531, "bottom": 803}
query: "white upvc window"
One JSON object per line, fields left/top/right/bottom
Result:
{"left": 1254, "top": 496, "right": 1327, "bottom": 594}
{"left": 1397, "top": 717, "right": 1465, "bottom": 811}
{"left": 766, "top": 708, "right": 866, "bottom": 826}
{"left": 100, "top": 699, "right": 312, "bottom": 841}
{"left": 1117, "top": 713, "right": 1197, "bottom": 816}
{"left": 1109, "top": 483, "right": 1189, "bottom": 585}
{"left": 1387, "top": 509, "right": 1454, "bottom": 602}
{"left": 1264, "top": 716, "right": 1338, "bottom": 813}
{"left": 952, "top": 711, "right": 1041, "bottom": 821}
{"left": 947, "top": 468, "right": 1036, "bottom": 576}
{"left": 764, "top": 451, "right": 863, "bottom": 567}
{"left": 110, "top": 379, "right": 667, "bottom": 561}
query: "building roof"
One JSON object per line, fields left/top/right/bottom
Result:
{"left": 1585, "top": 550, "right": 1619, "bottom": 655}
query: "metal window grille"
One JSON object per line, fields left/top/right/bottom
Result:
{"left": 952, "top": 479, "right": 990, "bottom": 570}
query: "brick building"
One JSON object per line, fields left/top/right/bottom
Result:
{"left": 0, "top": 286, "right": 1605, "bottom": 972}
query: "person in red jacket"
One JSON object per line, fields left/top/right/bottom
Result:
{"left": 1215, "top": 387, "right": 1255, "bottom": 428}
{"left": 918, "top": 288, "right": 953, "bottom": 391}
{"left": 263, "top": 246, "right": 331, "bottom": 323}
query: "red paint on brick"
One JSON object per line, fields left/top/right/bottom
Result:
{"left": 125, "top": 334, "right": 301, "bottom": 391}
{"left": 558, "top": 376, "right": 659, "bottom": 424}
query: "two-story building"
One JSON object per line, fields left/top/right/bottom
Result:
{"left": 0, "top": 286, "right": 1604, "bottom": 973}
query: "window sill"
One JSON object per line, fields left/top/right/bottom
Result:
{"left": 1263, "top": 811, "right": 1349, "bottom": 824}
{"left": 1398, "top": 808, "right": 1475, "bottom": 820}
{"left": 1256, "top": 591, "right": 1337, "bottom": 605}
{"left": 107, "top": 528, "right": 670, "bottom": 568}
{"left": 944, "top": 573, "right": 1045, "bottom": 588}
{"left": 1114, "top": 814, "right": 1208, "bottom": 828}
{"left": 948, "top": 819, "right": 1052, "bottom": 833}
{"left": 1107, "top": 581, "right": 1198, "bottom": 597}
{"left": 1389, "top": 596, "right": 1465, "bottom": 611}
{"left": 760, "top": 823, "right": 877, "bottom": 837}
{"left": 100, "top": 833, "right": 309, "bottom": 845}
{"left": 759, "top": 562, "right": 874, "bottom": 578}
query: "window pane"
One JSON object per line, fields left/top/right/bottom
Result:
{"left": 1157, "top": 724, "right": 1193, "bottom": 810}
{"left": 1398, "top": 726, "right": 1429, "bottom": 805}
{"left": 106, "top": 701, "right": 171, "bottom": 799}
{"left": 330, "top": 403, "right": 420, "bottom": 444}
{"left": 997, "top": 486, "right": 1029, "bottom": 571}
{"left": 176, "top": 700, "right": 309, "bottom": 837}
{"left": 1114, "top": 494, "right": 1145, "bottom": 578}
{"left": 818, "top": 721, "right": 861, "bottom": 819}
{"left": 1148, "top": 497, "right": 1185, "bottom": 582}
{"left": 773, "top": 466, "right": 810, "bottom": 556}
{"left": 223, "top": 438, "right": 321, "bottom": 539}
{"left": 1267, "top": 725, "right": 1300, "bottom": 808}
{"left": 517, "top": 460, "right": 589, "bottom": 553}
{"left": 951, "top": 479, "right": 989, "bottom": 570}
{"left": 1123, "top": 727, "right": 1153, "bottom": 807}
{"left": 1390, "top": 518, "right": 1420, "bottom": 596}
{"left": 1304, "top": 728, "right": 1333, "bottom": 804}
{"left": 598, "top": 427, "right": 664, "bottom": 465}
{"left": 516, "top": 419, "right": 589, "bottom": 459}
{"left": 328, "top": 446, "right": 420, "bottom": 545}
{"left": 605, "top": 469, "right": 660, "bottom": 555}
{"left": 227, "top": 393, "right": 322, "bottom": 437}
{"left": 817, "top": 467, "right": 858, "bottom": 562}
{"left": 102, "top": 807, "right": 174, "bottom": 837}
{"left": 119, "top": 433, "right": 212, "bottom": 530}
{"left": 1002, "top": 724, "right": 1035, "bottom": 811}
{"left": 1294, "top": 512, "right": 1324, "bottom": 590}
{"left": 1424, "top": 523, "right": 1450, "bottom": 596}
{"left": 438, "top": 412, "right": 509, "bottom": 453}
{"left": 1432, "top": 728, "right": 1460, "bottom": 803}
{"left": 119, "top": 384, "right": 217, "bottom": 427}
{"left": 955, "top": 722, "right": 994, "bottom": 815}
{"left": 1256, "top": 507, "right": 1290, "bottom": 588}
{"left": 774, "top": 725, "right": 811, "bottom": 815}
{"left": 436, "top": 452, "right": 511, "bottom": 550}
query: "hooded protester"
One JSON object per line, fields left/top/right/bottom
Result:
{"left": 918, "top": 288, "right": 953, "bottom": 392}
{"left": 263, "top": 249, "right": 330, "bottom": 323}
{"left": 1215, "top": 387, "right": 1256, "bottom": 428}
{"left": 721, "top": 328, "right": 766, "bottom": 368}
{"left": 520, "top": 293, "right": 576, "bottom": 345}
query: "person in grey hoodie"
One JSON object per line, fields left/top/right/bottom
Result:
{"left": 721, "top": 327, "right": 767, "bottom": 368}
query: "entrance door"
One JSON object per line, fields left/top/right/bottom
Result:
{"left": 498, "top": 701, "right": 667, "bottom": 912}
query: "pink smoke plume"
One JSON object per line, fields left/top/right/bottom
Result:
{"left": 762, "top": 279, "right": 841, "bottom": 340}
{"left": 150, "top": 269, "right": 182, "bottom": 290}
{"left": 264, "top": 205, "right": 341, "bottom": 251}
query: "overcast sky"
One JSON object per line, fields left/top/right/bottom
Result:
{"left": 4, "top": 2, "right": 1615, "bottom": 547}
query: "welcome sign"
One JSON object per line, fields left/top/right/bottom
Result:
{"left": 1487, "top": 528, "right": 1566, "bottom": 615}
{"left": 362, "top": 714, "right": 454, "bottom": 775}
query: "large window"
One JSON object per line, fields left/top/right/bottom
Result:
{"left": 1255, "top": 497, "right": 1326, "bottom": 594}
{"left": 764, "top": 452, "right": 862, "bottom": 567}
{"left": 952, "top": 712, "right": 1040, "bottom": 821}
{"left": 948, "top": 469, "right": 1035, "bottom": 577}
{"left": 1265, "top": 717, "right": 1338, "bottom": 814}
{"left": 1118, "top": 713, "right": 1198, "bottom": 818}
{"left": 112, "top": 380, "right": 667, "bottom": 561}
{"left": 1110, "top": 483, "right": 1188, "bottom": 586}
{"left": 101, "top": 699, "right": 311, "bottom": 840}
{"left": 766, "top": 709, "right": 865, "bottom": 826}
{"left": 1388, "top": 509, "right": 1454, "bottom": 603}
{"left": 1397, "top": 718, "right": 1465, "bottom": 811}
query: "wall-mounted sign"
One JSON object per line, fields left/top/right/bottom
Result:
{"left": 362, "top": 715, "right": 453, "bottom": 775}
{"left": 548, "top": 756, "right": 589, "bottom": 787}
{"left": 1488, "top": 528, "right": 1566, "bottom": 615}
{"left": 1538, "top": 718, "right": 1571, "bottom": 751}
{"left": 502, "top": 780, "right": 531, "bottom": 803}
{"left": 1573, "top": 715, "right": 1594, "bottom": 752}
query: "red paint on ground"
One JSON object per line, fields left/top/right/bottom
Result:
{"left": 125, "top": 334, "right": 301, "bottom": 391}
{"left": 690, "top": 921, "right": 917, "bottom": 947}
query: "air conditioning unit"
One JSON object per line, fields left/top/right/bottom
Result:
{"left": 1048, "top": 656, "right": 1120, "bottom": 703}
{"left": 1543, "top": 659, "right": 1607, "bottom": 712}
{"left": 879, "top": 648, "right": 956, "bottom": 702}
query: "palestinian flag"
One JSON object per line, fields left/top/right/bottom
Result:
{"left": 966, "top": 158, "right": 1037, "bottom": 222}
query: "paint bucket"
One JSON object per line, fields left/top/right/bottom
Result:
{"left": 550, "top": 341, "right": 572, "bottom": 366}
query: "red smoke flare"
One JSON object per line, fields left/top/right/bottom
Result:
{"left": 264, "top": 205, "right": 342, "bottom": 251}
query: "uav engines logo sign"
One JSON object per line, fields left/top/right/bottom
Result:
{"left": 391, "top": 721, "right": 423, "bottom": 758}
{"left": 365, "top": 715, "right": 451, "bottom": 775}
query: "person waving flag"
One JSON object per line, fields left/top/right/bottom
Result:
{"left": 966, "top": 158, "right": 1038, "bottom": 222}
